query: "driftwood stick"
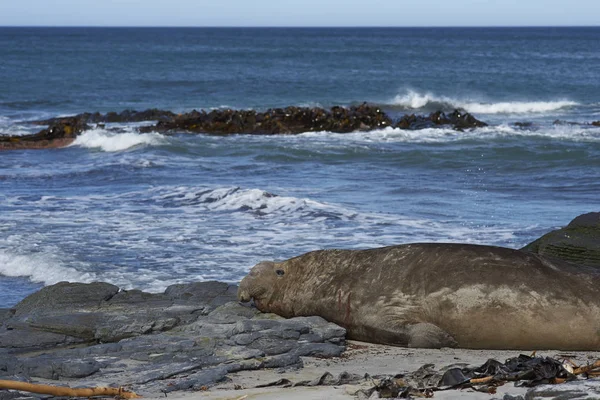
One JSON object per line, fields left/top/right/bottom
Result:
{"left": 573, "top": 360, "right": 600, "bottom": 375}
{"left": 0, "top": 380, "right": 141, "bottom": 398}
{"left": 469, "top": 376, "right": 494, "bottom": 384}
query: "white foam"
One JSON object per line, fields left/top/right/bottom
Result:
{"left": 391, "top": 90, "right": 579, "bottom": 114}
{"left": 155, "top": 186, "right": 357, "bottom": 219}
{"left": 459, "top": 100, "right": 579, "bottom": 114}
{"left": 472, "top": 124, "right": 600, "bottom": 142}
{"left": 72, "top": 128, "right": 166, "bottom": 152}
{"left": 298, "top": 126, "right": 461, "bottom": 144}
{"left": 294, "top": 123, "right": 600, "bottom": 144}
{"left": 393, "top": 90, "right": 440, "bottom": 109}
{"left": 0, "top": 116, "right": 42, "bottom": 136}
{"left": 0, "top": 250, "right": 96, "bottom": 286}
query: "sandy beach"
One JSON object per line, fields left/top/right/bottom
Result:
{"left": 143, "top": 341, "right": 599, "bottom": 400}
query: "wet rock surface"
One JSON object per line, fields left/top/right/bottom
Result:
{"left": 394, "top": 109, "right": 487, "bottom": 130}
{"left": 144, "top": 104, "right": 393, "bottom": 135}
{"left": 522, "top": 212, "right": 600, "bottom": 268}
{"left": 0, "top": 281, "right": 345, "bottom": 396}
{"left": 0, "top": 117, "right": 89, "bottom": 150}
{"left": 1, "top": 104, "right": 488, "bottom": 150}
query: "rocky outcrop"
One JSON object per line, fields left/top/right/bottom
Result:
{"left": 143, "top": 104, "right": 392, "bottom": 135}
{"left": 522, "top": 212, "right": 600, "bottom": 268}
{"left": 394, "top": 109, "right": 487, "bottom": 130}
{"left": 30, "top": 106, "right": 486, "bottom": 134}
{"left": 0, "top": 281, "right": 345, "bottom": 396}
{"left": 0, "top": 117, "right": 88, "bottom": 150}
{"left": 592, "top": 121, "right": 600, "bottom": 127}
{"left": 1, "top": 105, "right": 493, "bottom": 150}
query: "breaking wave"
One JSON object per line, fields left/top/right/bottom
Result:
{"left": 0, "top": 250, "right": 96, "bottom": 286}
{"left": 72, "top": 128, "right": 166, "bottom": 152}
{"left": 149, "top": 185, "right": 518, "bottom": 244}
{"left": 390, "top": 90, "right": 579, "bottom": 114}
{"left": 153, "top": 186, "right": 357, "bottom": 220}
{"left": 295, "top": 124, "right": 600, "bottom": 144}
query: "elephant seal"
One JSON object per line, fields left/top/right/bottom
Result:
{"left": 238, "top": 243, "right": 600, "bottom": 350}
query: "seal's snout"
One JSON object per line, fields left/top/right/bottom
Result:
{"left": 238, "top": 289, "right": 251, "bottom": 303}
{"left": 238, "top": 273, "right": 253, "bottom": 303}
{"left": 238, "top": 260, "right": 275, "bottom": 305}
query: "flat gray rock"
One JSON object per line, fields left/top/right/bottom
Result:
{"left": 0, "top": 281, "right": 346, "bottom": 396}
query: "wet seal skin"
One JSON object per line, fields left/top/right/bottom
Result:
{"left": 239, "top": 243, "right": 600, "bottom": 350}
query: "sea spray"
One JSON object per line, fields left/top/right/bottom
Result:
{"left": 391, "top": 90, "right": 579, "bottom": 114}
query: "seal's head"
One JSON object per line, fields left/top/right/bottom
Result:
{"left": 238, "top": 261, "right": 290, "bottom": 315}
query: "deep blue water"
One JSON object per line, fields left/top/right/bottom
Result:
{"left": 1, "top": 27, "right": 599, "bottom": 307}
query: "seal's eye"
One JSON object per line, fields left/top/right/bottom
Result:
{"left": 276, "top": 269, "right": 285, "bottom": 276}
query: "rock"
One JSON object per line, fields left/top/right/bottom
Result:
{"left": 0, "top": 309, "right": 14, "bottom": 325}
{"left": 14, "top": 282, "right": 119, "bottom": 317}
{"left": 0, "top": 117, "right": 89, "bottom": 150}
{"left": 0, "top": 391, "right": 24, "bottom": 400}
{"left": 147, "top": 103, "right": 393, "bottom": 135}
{"left": 394, "top": 109, "right": 487, "bottom": 130}
{"left": 165, "top": 281, "right": 238, "bottom": 308}
{"left": 522, "top": 212, "right": 600, "bottom": 268}
{"left": 161, "top": 366, "right": 229, "bottom": 393}
{"left": 1, "top": 281, "right": 241, "bottom": 351}
{"left": 513, "top": 122, "right": 534, "bottom": 129}
{"left": 592, "top": 121, "right": 600, "bottom": 127}
{"left": 2, "top": 105, "right": 492, "bottom": 150}
{"left": 0, "top": 327, "right": 81, "bottom": 349}
{"left": 0, "top": 281, "right": 345, "bottom": 395}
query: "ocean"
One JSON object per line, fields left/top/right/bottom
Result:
{"left": 0, "top": 27, "right": 599, "bottom": 308}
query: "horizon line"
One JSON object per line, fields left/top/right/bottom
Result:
{"left": 1, "top": 24, "right": 599, "bottom": 29}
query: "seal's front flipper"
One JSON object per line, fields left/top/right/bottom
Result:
{"left": 407, "top": 323, "right": 457, "bottom": 348}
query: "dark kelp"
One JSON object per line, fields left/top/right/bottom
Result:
{"left": 257, "top": 355, "right": 600, "bottom": 399}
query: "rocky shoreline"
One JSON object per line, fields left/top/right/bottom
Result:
{"left": 0, "top": 213, "right": 599, "bottom": 399}
{"left": 0, "top": 104, "right": 489, "bottom": 150}
{"left": 0, "top": 281, "right": 346, "bottom": 397}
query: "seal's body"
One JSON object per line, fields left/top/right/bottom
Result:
{"left": 238, "top": 243, "right": 600, "bottom": 350}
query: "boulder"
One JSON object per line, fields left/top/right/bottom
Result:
{"left": 522, "top": 212, "right": 600, "bottom": 268}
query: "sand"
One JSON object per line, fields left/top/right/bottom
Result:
{"left": 152, "top": 341, "right": 600, "bottom": 400}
